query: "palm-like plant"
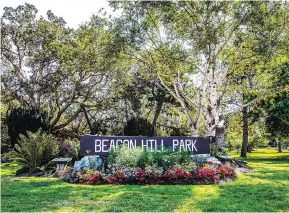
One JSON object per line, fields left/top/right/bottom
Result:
{"left": 14, "top": 131, "right": 58, "bottom": 171}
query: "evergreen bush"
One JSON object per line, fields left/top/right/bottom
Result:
{"left": 14, "top": 131, "right": 57, "bottom": 171}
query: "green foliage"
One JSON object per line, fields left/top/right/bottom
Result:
{"left": 226, "top": 112, "right": 269, "bottom": 150}
{"left": 1, "top": 134, "right": 11, "bottom": 154}
{"left": 14, "top": 131, "right": 58, "bottom": 171}
{"left": 108, "top": 145, "right": 192, "bottom": 170}
{"left": 142, "top": 148, "right": 192, "bottom": 168}
{"left": 2, "top": 2, "right": 289, "bottom": 156}
{"left": 56, "top": 138, "right": 80, "bottom": 161}
{"left": 124, "top": 117, "right": 154, "bottom": 136}
{"left": 264, "top": 64, "right": 289, "bottom": 138}
{"left": 210, "top": 143, "right": 227, "bottom": 157}
{"left": 6, "top": 107, "right": 50, "bottom": 148}
{"left": 137, "top": 149, "right": 153, "bottom": 168}
{"left": 115, "top": 146, "right": 143, "bottom": 168}
{"left": 1, "top": 4, "right": 121, "bottom": 133}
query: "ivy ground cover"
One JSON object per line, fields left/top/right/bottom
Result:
{"left": 1, "top": 149, "right": 289, "bottom": 212}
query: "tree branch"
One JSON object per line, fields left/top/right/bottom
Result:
{"left": 52, "top": 107, "right": 83, "bottom": 131}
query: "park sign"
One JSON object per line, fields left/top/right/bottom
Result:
{"left": 80, "top": 135, "right": 211, "bottom": 156}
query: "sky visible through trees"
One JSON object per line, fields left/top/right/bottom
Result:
{"left": 1, "top": 1, "right": 289, "bottom": 158}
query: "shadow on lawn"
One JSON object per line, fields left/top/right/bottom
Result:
{"left": 3, "top": 178, "right": 289, "bottom": 212}
{"left": 1, "top": 157, "right": 289, "bottom": 212}
{"left": 2, "top": 179, "right": 195, "bottom": 212}
{"left": 192, "top": 183, "right": 289, "bottom": 212}
{"left": 245, "top": 157, "right": 289, "bottom": 162}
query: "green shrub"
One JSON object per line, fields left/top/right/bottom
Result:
{"left": 115, "top": 146, "right": 143, "bottom": 168}
{"left": 145, "top": 148, "right": 192, "bottom": 168}
{"left": 124, "top": 117, "right": 153, "bottom": 136}
{"left": 1, "top": 134, "right": 12, "bottom": 154}
{"left": 14, "top": 131, "right": 58, "bottom": 171}
{"left": 210, "top": 143, "right": 227, "bottom": 157}
{"left": 107, "top": 145, "right": 193, "bottom": 170}
{"left": 137, "top": 149, "right": 153, "bottom": 168}
{"left": 6, "top": 107, "right": 50, "bottom": 148}
{"left": 56, "top": 138, "right": 80, "bottom": 161}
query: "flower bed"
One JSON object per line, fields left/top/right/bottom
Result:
{"left": 62, "top": 146, "right": 237, "bottom": 185}
{"left": 63, "top": 164, "right": 236, "bottom": 185}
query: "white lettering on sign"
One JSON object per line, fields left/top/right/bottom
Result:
{"left": 130, "top": 139, "right": 136, "bottom": 149}
{"left": 192, "top": 140, "right": 197, "bottom": 151}
{"left": 185, "top": 140, "right": 191, "bottom": 151}
{"left": 91, "top": 138, "right": 201, "bottom": 153}
{"left": 123, "top": 139, "right": 129, "bottom": 148}
{"left": 116, "top": 139, "right": 122, "bottom": 147}
{"left": 95, "top": 139, "right": 102, "bottom": 152}
{"left": 148, "top": 139, "right": 154, "bottom": 151}
{"left": 102, "top": 139, "right": 108, "bottom": 152}
{"left": 110, "top": 140, "right": 116, "bottom": 151}
{"left": 173, "top": 139, "right": 179, "bottom": 152}
{"left": 179, "top": 140, "right": 185, "bottom": 152}
{"left": 142, "top": 139, "right": 148, "bottom": 149}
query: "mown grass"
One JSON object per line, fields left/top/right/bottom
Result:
{"left": 1, "top": 149, "right": 289, "bottom": 212}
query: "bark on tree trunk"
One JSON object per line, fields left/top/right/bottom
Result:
{"left": 215, "top": 125, "right": 225, "bottom": 150}
{"left": 81, "top": 104, "right": 94, "bottom": 135}
{"left": 278, "top": 139, "right": 282, "bottom": 153}
{"left": 152, "top": 101, "right": 163, "bottom": 136}
{"left": 241, "top": 106, "right": 248, "bottom": 157}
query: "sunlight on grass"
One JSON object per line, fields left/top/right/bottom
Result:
{"left": 175, "top": 186, "right": 220, "bottom": 212}
{"left": 192, "top": 186, "right": 220, "bottom": 201}
{"left": 56, "top": 206, "right": 85, "bottom": 212}
{"left": 235, "top": 172, "right": 271, "bottom": 184}
{"left": 99, "top": 191, "right": 125, "bottom": 201}
{"left": 1, "top": 149, "right": 289, "bottom": 212}
{"left": 1, "top": 163, "right": 21, "bottom": 177}
{"left": 229, "top": 148, "right": 289, "bottom": 159}
{"left": 175, "top": 199, "right": 201, "bottom": 212}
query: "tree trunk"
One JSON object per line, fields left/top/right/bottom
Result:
{"left": 215, "top": 125, "right": 225, "bottom": 150}
{"left": 81, "top": 104, "right": 94, "bottom": 135}
{"left": 152, "top": 101, "right": 163, "bottom": 136}
{"left": 278, "top": 139, "right": 282, "bottom": 153}
{"left": 241, "top": 106, "right": 248, "bottom": 157}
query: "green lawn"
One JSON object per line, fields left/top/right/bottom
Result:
{"left": 1, "top": 149, "right": 289, "bottom": 212}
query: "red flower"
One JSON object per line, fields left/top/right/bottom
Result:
{"left": 139, "top": 177, "right": 145, "bottom": 182}
{"left": 107, "top": 176, "right": 117, "bottom": 184}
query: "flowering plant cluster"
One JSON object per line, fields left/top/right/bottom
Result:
{"left": 64, "top": 164, "right": 236, "bottom": 185}
{"left": 194, "top": 165, "right": 236, "bottom": 183}
{"left": 159, "top": 166, "right": 194, "bottom": 184}
{"left": 64, "top": 168, "right": 103, "bottom": 184}
{"left": 216, "top": 165, "right": 235, "bottom": 179}
{"left": 57, "top": 140, "right": 79, "bottom": 160}
{"left": 63, "top": 147, "right": 236, "bottom": 185}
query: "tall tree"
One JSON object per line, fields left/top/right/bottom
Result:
{"left": 1, "top": 4, "right": 118, "bottom": 132}
{"left": 111, "top": 1, "right": 264, "bottom": 147}
{"left": 264, "top": 64, "right": 289, "bottom": 152}
{"left": 112, "top": 1, "right": 289, "bottom": 150}
{"left": 225, "top": 2, "right": 289, "bottom": 157}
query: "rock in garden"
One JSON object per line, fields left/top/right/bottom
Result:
{"left": 192, "top": 154, "right": 222, "bottom": 165}
{"left": 236, "top": 167, "right": 253, "bottom": 173}
{"left": 73, "top": 156, "right": 103, "bottom": 172}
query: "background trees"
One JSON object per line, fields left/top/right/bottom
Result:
{"left": 1, "top": 4, "right": 120, "bottom": 136}
{"left": 111, "top": 1, "right": 289, "bottom": 152}
{"left": 261, "top": 64, "right": 289, "bottom": 152}
{"left": 224, "top": 2, "right": 289, "bottom": 157}
{"left": 6, "top": 107, "right": 50, "bottom": 147}
{"left": 1, "top": 2, "right": 289, "bottom": 156}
